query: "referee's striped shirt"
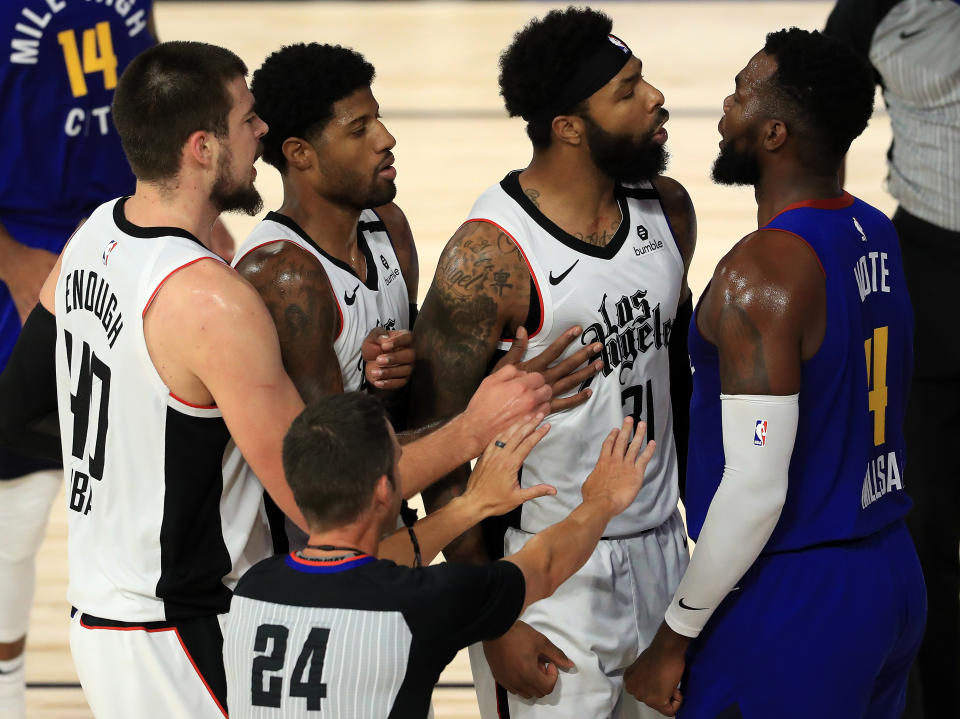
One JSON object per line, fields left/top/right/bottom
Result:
{"left": 826, "top": 0, "right": 960, "bottom": 232}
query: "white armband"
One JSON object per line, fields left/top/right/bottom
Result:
{"left": 665, "top": 393, "right": 798, "bottom": 638}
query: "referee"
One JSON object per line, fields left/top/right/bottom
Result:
{"left": 223, "top": 392, "right": 655, "bottom": 718}
{"left": 825, "top": 3, "right": 960, "bottom": 716}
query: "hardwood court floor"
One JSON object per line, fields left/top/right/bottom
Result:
{"left": 25, "top": 1, "right": 894, "bottom": 716}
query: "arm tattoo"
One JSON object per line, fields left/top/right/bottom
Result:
{"left": 238, "top": 248, "right": 343, "bottom": 402}
{"left": 717, "top": 303, "right": 772, "bottom": 395}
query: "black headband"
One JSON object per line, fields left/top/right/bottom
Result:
{"left": 522, "top": 34, "right": 633, "bottom": 123}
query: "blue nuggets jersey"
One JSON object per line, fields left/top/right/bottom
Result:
{"left": 0, "top": 0, "right": 152, "bottom": 219}
{"left": 0, "top": 0, "right": 152, "bottom": 476}
{"left": 686, "top": 194, "right": 914, "bottom": 552}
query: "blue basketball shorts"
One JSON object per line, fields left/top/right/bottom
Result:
{"left": 679, "top": 521, "right": 926, "bottom": 719}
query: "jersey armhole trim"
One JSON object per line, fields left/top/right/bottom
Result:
{"left": 463, "top": 218, "right": 544, "bottom": 339}
{"left": 168, "top": 392, "right": 217, "bottom": 411}
{"left": 762, "top": 228, "right": 827, "bottom": 277}
{"left": 141, "top": 256, "right": 220, "bottom": 319}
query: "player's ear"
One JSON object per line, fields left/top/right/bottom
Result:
{"left": 552, "top": 114, "right": 585, "bottom": 147}
{"left": 184, "top": 130, "right": 214, "bottom": 169}
{"left": 282, "top": 137, "right": 314, "bottom": 172}
{"left": 762, "top": 118, "right": 788, "bottom": 152}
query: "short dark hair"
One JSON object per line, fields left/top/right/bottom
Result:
{"left": 282, "top": 393, "right": 394, "bottom": 531}
{"left": 761, "top": 28, "right": 875, "bottom": 171}
{"left": 499, "top": 7, "right": 613, "bottom": 148}
{"left": 112, "top": 41, "right": 248, "bottom": 181}
{"left": 252, "top": 43, "right": 375, "bottom": 173}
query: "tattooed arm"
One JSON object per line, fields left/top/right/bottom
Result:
{"left": 409, "top": 221, "right": 532, "bottom": 560}
{"left": 235, "top": 242, "right": 344, "bottom": 403}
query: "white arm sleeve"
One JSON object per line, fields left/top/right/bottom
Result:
{"left": 664, "top": 393, "right": 798, "bottom": 638}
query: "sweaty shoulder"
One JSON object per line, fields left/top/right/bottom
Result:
{"left": 374, "top": 202, "right": 419, "bottom": 302}
{"left": 143, "top": 257, "right": 282, "bottom": 403}
{"left": 700, "top": 228, "right": 826, "bottom": 389}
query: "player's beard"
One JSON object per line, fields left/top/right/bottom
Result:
{"left": 327, "top": 167, "right": 397, "bottom": 211}
{"left": 210, "top": 145, "right": 264, "bottom": 216}
{"left": 711, "top": 140, "right": 761, "bottom": 186}
{"left": 583, "top": 113, "right": 668, "bottom": 183}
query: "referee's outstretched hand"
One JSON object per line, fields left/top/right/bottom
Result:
{"left": 460, "top": 365, "right": 552, "bottom": 458}
{"left": 581, "top": 417, "right": 655, "bottom": 517}
{"left": 465, "top": 415, "right": 556, "bottom": 518}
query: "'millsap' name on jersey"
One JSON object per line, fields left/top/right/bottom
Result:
{"left": 1, "top": 0, "right": 153, "bottom": 217}
{"left": 473, "top": 171, "right": 684, "bottom": 536}
{"left": 686, "top": 194, "right": 914, "bottom": 552}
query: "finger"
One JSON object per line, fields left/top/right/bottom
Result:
{"left": 548, "top": 358, "right": 603, "bottom": 396}
{"left": 372, "top": 378, "right": 410, "bottom": 390}
{"left": 386, "top": 329, "right": 413, "bottom": 346}
{"left": 626, "top": 421, "right": 648, "bottom": 463}
{"left": 600, "top": 427, "right": 619, "bottom": 457}
{"left": 529, "top": 664, "right": 559, "bottom": 697}
{"left": 548, "top": 388, "right": 593, "bottom": 413}
{"left": 370, "top": 365, "right": 413, "bottom": 381}
{"left": 542, "top": 341, "right": 600, "bottom": 383}
{"left": 376, "top": 348, "right": 416, "bottom": 367}
{"left": 638, "top": 438, "right": 657, "bottom": 467}
{"left": 527, "top": 326, "right": 581, "bottom": 371}
{"left": 517, "top": 483, "right": 556, "bottom": 502}
{"left": 492, "top": 327, "right": 529, "bottom": 372}
{"left": 513, "top": 422, "right": 550, "bottom": 460}
{"left": 538, "top": 637, "right": 575, "bottom": 670}
{"left": 612, "top": 416, "right": 634, "bottom": 458}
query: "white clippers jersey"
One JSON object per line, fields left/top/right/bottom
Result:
{"left": 234, "top": 210, "right": 410, "bottom": 390}
{"left": 472, "top": 172, "right": 683, "bottom": 535}
{"left": 54, "top": 198, "right": 272, "bottom": 622}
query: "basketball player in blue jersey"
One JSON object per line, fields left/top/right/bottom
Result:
{"left": 232, "top": 43, "right": 598, "bottom": 544}
{"left": 410, "top": 7, "right": 696, "bottom": 718}
{"left": 626, "top": 28, "right": 926, "bottom": 718}
{"left": 0, "top": 4, "right": 157, "bottom": 716}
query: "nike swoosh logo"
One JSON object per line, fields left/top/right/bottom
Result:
{"left": 900, "top": 28, "right": 925, "bottom": 39}
{"left": 548, "top": 259, "right": 579, "bottom": 285}
{"left": 344, "top": 283, "right": 359, "bottom": 306}
{"left": 678, "top": 597, "right": 708, "bottom": 611}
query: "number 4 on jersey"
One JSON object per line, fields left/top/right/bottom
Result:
{"left": 864, "top": 326, "right": 888, "bottom": 446}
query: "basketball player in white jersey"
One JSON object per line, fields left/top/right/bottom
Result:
{"left": 1, "top": 41, "right": 551, "bottom": 719}
{"left": 231, "top": 43, "right": 595, "bottom": 527}
{"left": 410, "top": 8, "right": 697, "bottom": 718}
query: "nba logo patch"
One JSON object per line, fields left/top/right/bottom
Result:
{"left": 607, "top": 34, "right": 631, "bottom": 54}
{"left": 754, "top": 420, "right": 767, "bottom": 446}
{"left": 102, "top": 240, "right": 118, "bottom": 266}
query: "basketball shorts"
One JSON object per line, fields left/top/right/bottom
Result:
{"left": 470, "top": 509, "right": 689, "bottom": 719}
{"left": 678, "top": 520, "right": 927, "bottom": 719}
{"left": 69, "top": 609, "right": 228, "bottom": 719}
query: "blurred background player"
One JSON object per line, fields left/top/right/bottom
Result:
{"left": 0, "top": 4, "right": 157, "bottom": 717}
{"left": 824, "top": 2, "right": 960, "bottom": 715}
{"left": 224, "top": 392, "right": 656, "bottom": 719}
{"left": 410, "top": 7, "right": 696, "bottom": 717}
{"left": 626, "top": 28, "right": 926, "bottom": 718}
